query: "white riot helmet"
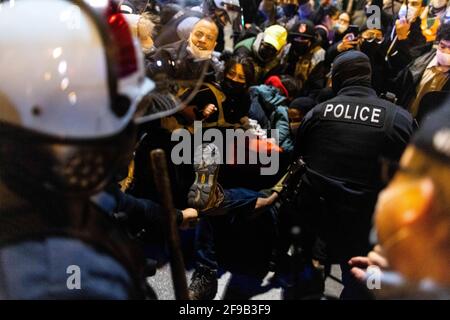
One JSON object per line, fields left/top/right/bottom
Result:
{"left": 214, "top": 0, "right": 240, "bottom": 22}
{"left": 213, "top": 0, "right": 240, "bottom": 10}
{"left": 0, "top": 0, "right": 154, "bottom": 196}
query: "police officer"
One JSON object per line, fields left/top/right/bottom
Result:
{"left": 292, "top": 51, "right": 415, "bottom": 299}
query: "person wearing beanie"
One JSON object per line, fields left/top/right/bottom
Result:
{"left": 349, "top": 104, "right": 450, "bottom": 299}
{"left": 281, "top": 19, "right": 327, "bottom": 97}
{"left": 288, "top": 96, "right": 316, "bottom": 137}
{"left": 287, "top": 50, "right": 415, "bottom": 299}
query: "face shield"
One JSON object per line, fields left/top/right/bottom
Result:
{"left": 130, "top": 4, "right": 217, "bottom": 124}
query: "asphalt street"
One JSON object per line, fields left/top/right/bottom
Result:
{"left": 148, "top": 264, "right": 344, "bottom": 300}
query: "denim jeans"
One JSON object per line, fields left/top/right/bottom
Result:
{"left": 194, "top": 188, "right": 267, "bottom": 270}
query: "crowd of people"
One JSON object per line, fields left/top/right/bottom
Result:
{"left": 0, "top": 0, "right": 448, "bottom": 300}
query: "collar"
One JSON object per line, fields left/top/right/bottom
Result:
{"left": 427, "top": 55, "right": 450, "bottom": 73}
{"left": 337, "top": 85, "right": 378, "bottom": 97}
{"left": 427, "top": 56, "right": 439, "bottom": 69}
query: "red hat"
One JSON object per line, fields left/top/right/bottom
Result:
{"left": 265, "top": 75, "right": 289, "bottom": 99}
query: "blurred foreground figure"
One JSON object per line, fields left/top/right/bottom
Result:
{"left": 350, "top": 105, "right": 450, "bottom": 299}
{"left": 0, "top": 0, "right": 154, "bottom": 299}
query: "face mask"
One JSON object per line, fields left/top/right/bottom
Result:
{"left": 289, "top": 121, "right": 301, "bottom": 137}
{"left": 291, "top": 40, "right": 310, "bottom": 56}
{"left": 407, "top": 5, "right": 420, "bottom": 21}
{"left": 436, "top": 49, "right": 450, "bottom": 66}
{"left": 398, "top": 4, "right": 408, "bottom": 19}
{"left": 333, "top": 23, "right": 348, "bottom": 34}
{"left": 187, "top": 35, "right": 213, "bottom": 60}
{"left": 281, "top": 4, "right": 298, "bottom": 17}
{"left": 258, "top": 44, "right": 277, "bottom": 62}
{"left": 223, "top": 78, "right": 247, "bottom": 95}
{"left": 360, "top": 40, "right": 381, "bottom": 58}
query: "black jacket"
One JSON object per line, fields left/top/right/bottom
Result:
{"left": 392, "top": 49, "right": 450, "bottom": 111}
{"left": 385, "top": 18, "right": 429, "bottom": 76}
{"left": 294, "top": 85, "right": 414, "bottom": 260}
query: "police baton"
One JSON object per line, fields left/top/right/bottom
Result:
{"left": 150, "top": 149, "right": 190, "bottom": 300}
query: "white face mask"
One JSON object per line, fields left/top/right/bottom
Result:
{"left": 398, "top": 4, "right": 408, "bottom": 19}
{"left": 436, "top": 49, "right": 450, "bottom": 66}
{"left": 187, "top": 35, "right": 213, "bottom": 60}
{"left": 406, "top": 5, "right": 420, "bottom": 21}
{"left": 334, "top": 23, "right": 348, "bottom": 34}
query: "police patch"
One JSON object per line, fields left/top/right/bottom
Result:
{"left": 320, "top": 103, "right": 386, "bottom": 127}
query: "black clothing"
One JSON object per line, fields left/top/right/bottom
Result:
{"left": 294, "top": 85, "right": 414, "bottom": 261}
{"left": 392, "top": 49, "right": 450, "bottom": 111}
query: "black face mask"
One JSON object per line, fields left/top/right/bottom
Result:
{"left": 291, "top": 40, "right": 310, "bottom": 57}
{"left": 258, "top": 43, "right": 278, "bottom": 62}
{"left": 281, "top": 4, "right": 298, "bottom": 17}
{"left": 360, "top": 40, "right": 382, "bottom": 59}
{"left": 222, "top": 78, "right": 247, "bottom": 96}
{"left": 289, "top": 121, "right": 301, "bottom": 138}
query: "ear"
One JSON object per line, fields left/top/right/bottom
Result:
{"left": 375, "top": 177, "right": 435, "bottom": 243}
{"left": 400, "top": 177, "right": 435, "bottom": 225}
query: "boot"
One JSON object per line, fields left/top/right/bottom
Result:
{"left": 187, "top": 143, "right": 224, "bottom": 213}
{"left": 188, "top": 264, "right": 218, "bottom": 300}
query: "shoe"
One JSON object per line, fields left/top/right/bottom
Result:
{"left": 188, "top": 265, "right": 218, "bottom": 300}
{"left": 187, "top": 143, "right": 224, "bottom": 212}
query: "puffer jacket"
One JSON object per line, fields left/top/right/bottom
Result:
{"left": 248, "top": 84, "right": 294, "bottom": 153}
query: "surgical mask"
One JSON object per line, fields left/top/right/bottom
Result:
{"left": 333, "top": 23, "right": 348, "bottom": 34}
{"left": 281, "top": 4, "right": 298, "bottom": 17}
{"left": 436, "top": 49, "right": 450, "bottom": 66}
{"left": 187, "top": 35, "right": 213, "bottom": 60}
{"left": 398, "top": 4, "right": 408, "bottom": 19}
{"left": 407, "top": 5, "right": 420, "bottom": 21}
